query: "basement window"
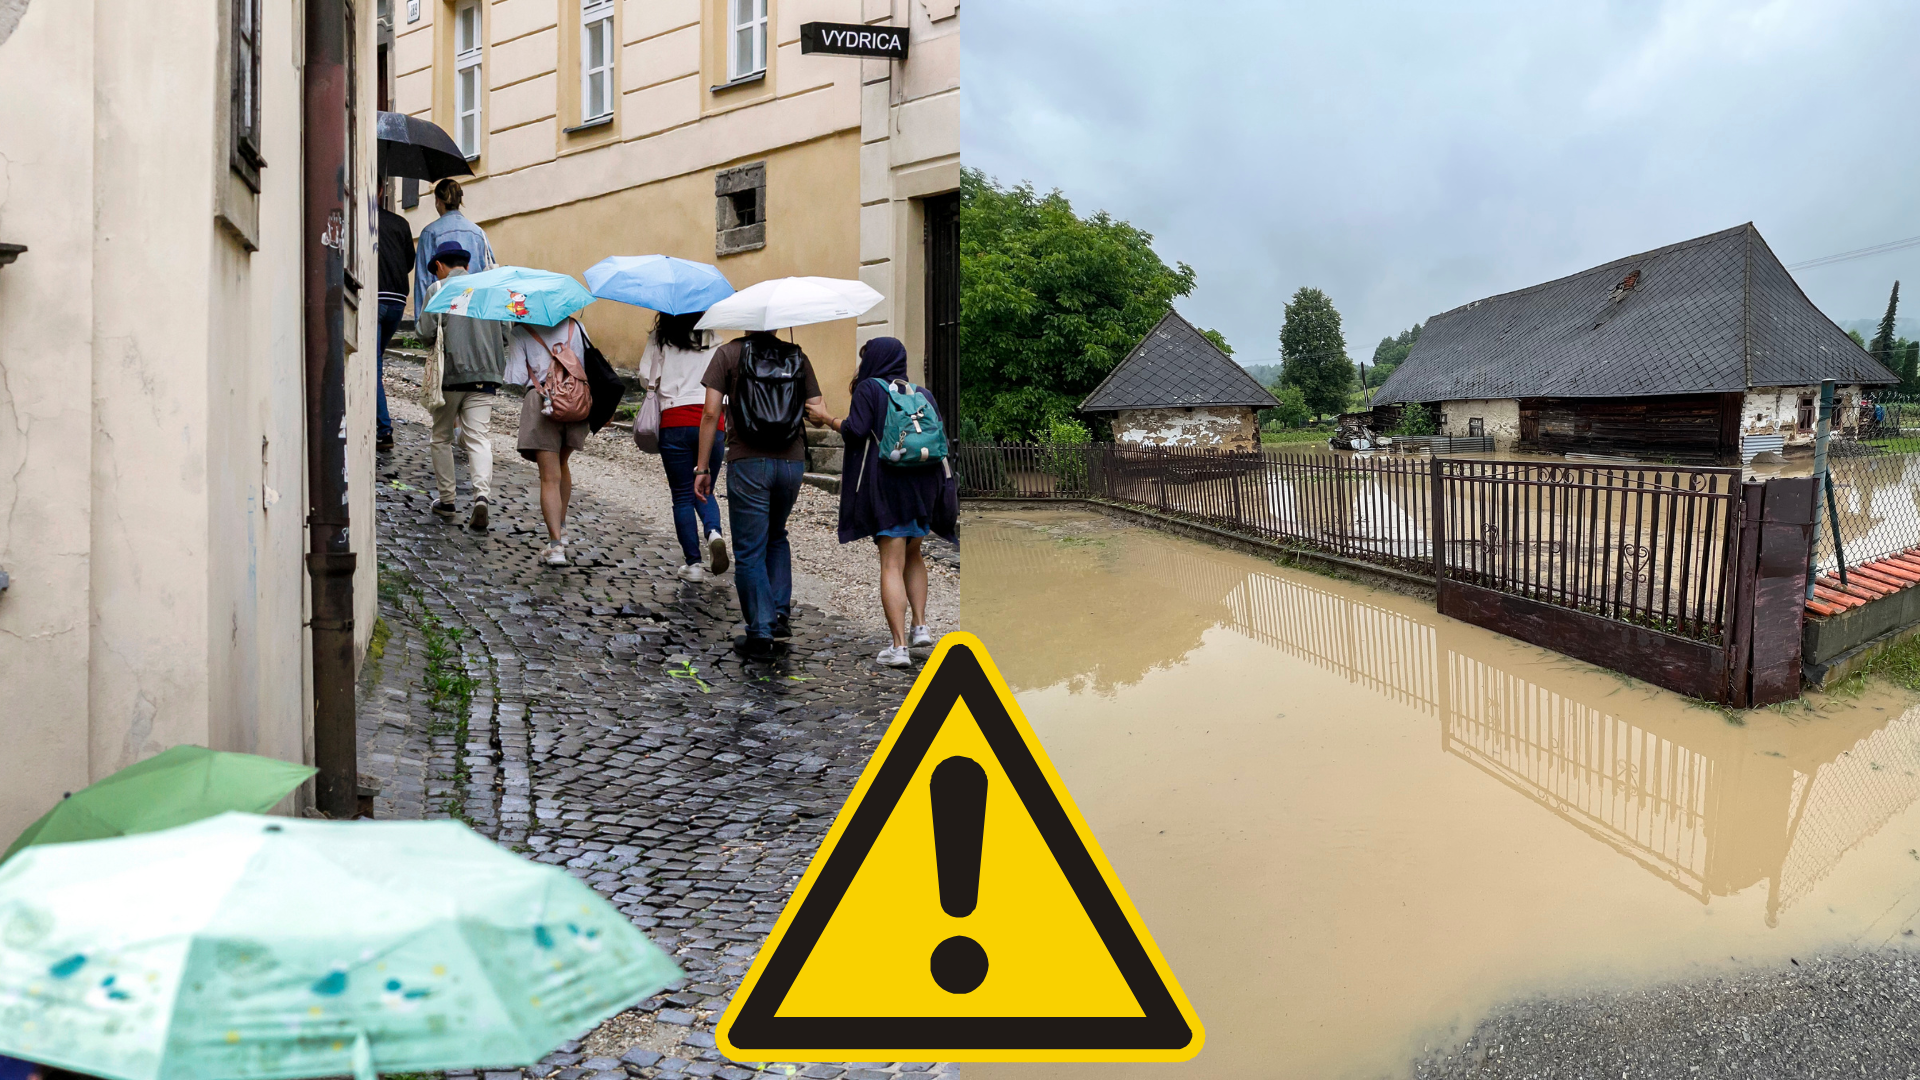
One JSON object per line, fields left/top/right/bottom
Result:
{"left": 1797, "top": 397, "right": 1815, "bottom": 433}
{"left": 716, "top": 162, "right": 766, "bottom": 256}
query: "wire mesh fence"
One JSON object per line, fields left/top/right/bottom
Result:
{"left": 1816, "top": 402, "right": 1920, "bottom": 574}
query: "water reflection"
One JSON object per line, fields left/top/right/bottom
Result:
{"left": 964, "top": 509, "right": 1920, "bottom": 926}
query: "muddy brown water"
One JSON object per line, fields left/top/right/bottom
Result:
{"left": 958, "top": 507, "right": 1920, "bottom": 1080}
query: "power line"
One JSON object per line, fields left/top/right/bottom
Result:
{"left": 1787, "top": 234, "right": 1920, "bottom": 272}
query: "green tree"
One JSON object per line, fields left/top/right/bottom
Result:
{"left": 1279, "top": 287, "right": 1355, "bottom": 419}
{"left": 1899, "top": 339, "right": 1920, "bottom": 396}
{"left": 1849, "top": 329, "right": 1868, "bottom": 349}
{"left": 1364, "top": 323, "right": 1422, "bottom": 389}
{"left": 1199, "top": 328, "right": 1233, "bottom": 356}
{"left": 1261, "top": 383, "right": 1311, "bottom": 428}
{"left": 960, "top": 168, "right": 1196, "bottom": 441}
{"left": 1870, "top": 282, "right": 1902, "bottom": 369}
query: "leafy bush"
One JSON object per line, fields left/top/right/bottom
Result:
{"left": 1386, "top": 404, "right": 1438, "bottom": 437}
{"left": 1260, "top": 384, "right": 1312, "bottom": 429}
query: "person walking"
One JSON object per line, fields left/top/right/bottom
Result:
{"left": 417, "top": 242, "right": 509, "bottom": 531}
{"left": 640, "top": 311, "right": 729, "bottom": 582}
{"left": 375, "top": 205, "right": 414, "bottom": 452}
{"left": 412, "top": 178, "right": 494, "bottom": 317}
{"left": 810, "top": 337, "right": 957, "bottom": 667}
{"left": 507, "top": 314, "right": 594, "bottom": 566}
{"left": 693, "top": 329, "right": 825, "bottom": 659}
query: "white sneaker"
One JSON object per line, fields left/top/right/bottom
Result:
{"left": 707, "top": 530, "right": 730, "bottom": 574}
{"left": 876, "top": 645, "right": 912, "bottom": 668}
{"left": 543, "top": 543, "right": 568, "bottom": 566}
{"left": 675, "top": 563, "right": 706, "bottom": 582}
{"left": 910, "top": 625, "right": 934, "bottom": 648}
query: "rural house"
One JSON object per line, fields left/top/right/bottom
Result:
{"left": 1081, "top": 309, "right": 1279, "bottom": 450}
{"left": 1372, "top": 224, "right": 1897, "bottom": 463}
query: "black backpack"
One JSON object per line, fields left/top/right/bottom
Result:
{"left": 729, "top": 336, "right": 808, "bottom": 452}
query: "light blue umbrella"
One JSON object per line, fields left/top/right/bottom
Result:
{"left": 423, "top": 266, "right": 594, "bottom": 326}
{"left": 583, "top": 255, "right": 735, "bottom": 315}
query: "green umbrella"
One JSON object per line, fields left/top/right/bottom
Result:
{"left": 0, "top": 813, "right": 682, "bottom": 1080}
{"left": 2, "top": 745, "right": 316, "bottom": 863}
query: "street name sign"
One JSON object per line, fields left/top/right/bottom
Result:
{"left": 715, "top": 633, "right": 1203, "bottom": 1063}
{"left": 799, "top": 21, "right": 909, "bottom": 61}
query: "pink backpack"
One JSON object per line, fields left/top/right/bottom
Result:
{"left": 540, "top": 323, "right": 592, "bottom": 423}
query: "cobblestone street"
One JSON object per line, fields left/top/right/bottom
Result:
{"left": 358, "top": 414, "right": 955, "bottom": 1080}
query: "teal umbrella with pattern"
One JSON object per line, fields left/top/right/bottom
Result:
{"left": 0, "top": 813, "right": 681, "bottom": 1080}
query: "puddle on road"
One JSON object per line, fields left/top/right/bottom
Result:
{"left": 959, "top": 507, "right": 1920, "bottom": 1080}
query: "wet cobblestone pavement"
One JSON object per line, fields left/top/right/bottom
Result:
{"left": 357, "top": 416, "right": 954, "bottom": 1080}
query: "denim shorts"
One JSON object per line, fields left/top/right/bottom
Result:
{"left": 874, "top": 520, "right": 930, "bottom": 540}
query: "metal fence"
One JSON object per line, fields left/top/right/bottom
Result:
{"left": 955, "top": 444, "right": 1435, "bottom": 573}
{"left": 958, "top": 444, "right": 1742, "bottom": 643}
{"left": 1437, "top": 461, "right": 1742, "bottom": 642}
{"left": 1818, "top": 449, "right": 1920, "bottom": 574}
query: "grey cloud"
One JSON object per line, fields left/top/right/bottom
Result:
{"left": 964, "top": 0, "right": 1920, "bottom": 366}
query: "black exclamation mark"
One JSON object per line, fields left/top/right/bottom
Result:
{"left": 929, "top": 755, "right": 989, "bottom": 994}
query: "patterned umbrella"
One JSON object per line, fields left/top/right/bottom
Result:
{"left": 0, "top": 813, "right": 681, "bottom": 1080}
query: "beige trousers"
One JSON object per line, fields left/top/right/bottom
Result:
{"left": 429, "top": 389, "right": 494, "bottom": 503}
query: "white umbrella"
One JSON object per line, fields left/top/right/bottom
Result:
{"left": 694, "top": 276, "right": 882, "bottom": 331}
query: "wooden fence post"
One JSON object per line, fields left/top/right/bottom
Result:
{"left": 1724, "top": 482, "right": 1763, "bottom": 708}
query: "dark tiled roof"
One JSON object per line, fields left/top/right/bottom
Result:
{"left": 1080, "top": 309, "right": 1281, "bottom": 412}
{"left": 1374, "top": 224, "right": 1897, "bottom": 405}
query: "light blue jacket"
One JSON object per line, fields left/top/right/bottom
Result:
{"left": 413, "top": 210, "right": 495, "bottom": 313}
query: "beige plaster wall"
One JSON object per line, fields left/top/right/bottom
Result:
{"left": 0, "top": 0, "right": 379, "bottom": 842}
{"left": 855, "top": 0, "right": 960, "bottom": 383}
{"left": 1439, "top": 399, "right": 1521, "bottom": 446}
{"left": 0, "top": 0, "right": 95, "bottom": 840}
{"left": 1742, "top": 385, "right": 1866, "bottom": 447}
{"left": 1114, "top": 407, "right": 1261, "bottom": 452}
{"left": 395, "top": 0, "right": 868, "bottom": 411}
{"left": 481, "top": 131, "right": 863, "bottom": 412}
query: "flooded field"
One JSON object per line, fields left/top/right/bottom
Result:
{"left": 959, "top": 507, "right": 1920, "bottom": 1080}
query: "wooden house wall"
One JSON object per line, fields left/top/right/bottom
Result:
{"left": 1517, "top": 393, "right": 1742, "bottom": 462}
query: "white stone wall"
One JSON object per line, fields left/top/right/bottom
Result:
{"left": 855, "top": 0, "right": 961, "bottom": 384}
{"left": 1439, "top": 399, "right": 1521, "bottom": 445}
{"left": 0, "top": 1, "right": 378, "bottom": 840}
{"left": 1114, "top": 407, "right": 1260, "bottom": 451}
{"left": 1740, "top": 385, "right": 1866, "bottom": 447}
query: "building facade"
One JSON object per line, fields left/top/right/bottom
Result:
{"left": 854, "top": 0, "right": 960, "bottom": 425}
{"left": 387, "top": 0, "right": 957, "bottom": 416}
{"left": 0, "top": 0, "right": 380, "bottom": 841}
{"left": 1081, "top": 310, "right": 1278, "bottom": 451}
{"left": 1376, "top": 225, "right": 1897, "bottom": 463}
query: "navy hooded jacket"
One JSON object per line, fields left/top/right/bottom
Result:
{"left": 836, "top": 337, "right": 959, "bottom": 544}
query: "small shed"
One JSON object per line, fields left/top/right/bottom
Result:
{"left": 1372, "top": 224, "right": 1898, "bottom": 463}
{"left": 1080, "top": 309, "right": 1279, "bottom": 451}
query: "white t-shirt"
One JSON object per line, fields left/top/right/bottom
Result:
{"left": 506, "top": 319, "right": 584, "bottom": 388}
{"left": 639, "top": 332, "right": 722, "bottom": 412}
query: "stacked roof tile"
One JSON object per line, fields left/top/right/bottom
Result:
{"left": 1080, "top": 309, "right": 1281, "bottom": 412}
{"left": 1374, "top": 224, "right": 1897, "bottom": 406}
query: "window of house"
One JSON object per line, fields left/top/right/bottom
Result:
{"left": 729, "top": 0, "right": 768, "bottom": 81}
{"left": 1797, "top": 396, "right": 1815, "bottom": 433}
{"left": 454, "top": 0, "right": 483, "bottom": 158}
{"left": 581, "top": 0, "right": 616, "bottom": 121}
{"left": 716, "top": 162, "right": 766, "bottom": 256}
{"left": 231, "top": 0, "right": 266, "bottom": 188}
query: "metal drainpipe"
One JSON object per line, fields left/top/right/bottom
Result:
{"left": 1806, "top": 379, "right": 1835, "bottom": 601}
{"left": 304, "top": 0, "right": 358, "bottom": 818}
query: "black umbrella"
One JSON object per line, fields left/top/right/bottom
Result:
{"left": 377, "top": 111, "right": 473, "bottom": 181}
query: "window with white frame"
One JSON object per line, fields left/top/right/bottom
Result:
{"left": 729, "top": 0, "right": 767, "bottom": 81}
{"left": 454, "top": 0, "right": 483, "bottom": 157}
{"left": 581, "top": 0, "right": 616, "bottom": 121}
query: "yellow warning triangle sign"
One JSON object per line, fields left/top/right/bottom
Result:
{"left": 716, "top": 633, "right": 1203, "bottom": 1063}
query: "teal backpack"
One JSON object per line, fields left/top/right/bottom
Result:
{"left": 873, "top": 377, "right": 948, "bottom": 468}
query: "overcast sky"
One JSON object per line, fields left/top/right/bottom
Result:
{"left": 962, "top": 0, "right": 1920, "bottom": 368}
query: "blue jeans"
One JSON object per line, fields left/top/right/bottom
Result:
{"left": 659, "top": 425, "right": 724, "bottom": 564}
{"left": 726, "top": 456, "right": 803, "bottom": 639}
{"left": 377, "top": 300, "right": 404, "bottom": 438}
